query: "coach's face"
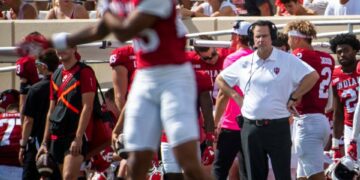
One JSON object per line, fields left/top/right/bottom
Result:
{"left": 336, "top": 44, "right": 358, "bottom": 66}
{"left": 57, "top": 48, "right": 75, "bottom": 62}
{"left": 253, "top": 25, "right": 272, "bottom": 49}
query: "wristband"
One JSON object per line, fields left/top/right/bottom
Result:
{"left": 41, "top": 142, "right": 47, "bottom": 147}
{"left": 332, "top": 138, "right": 340, "bottom": 148}
{"left": 51, "top": 32, "right": 69, "bottom": 50}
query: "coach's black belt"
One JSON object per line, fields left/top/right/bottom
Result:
{"left": 244, "top": 117, "right": 289, "bottom": 127}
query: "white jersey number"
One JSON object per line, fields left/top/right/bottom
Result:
{"left": 133, "top": 29, "right": 160, "bottom": 54}
{"left": 342, "top": 88, "right": 359, "bottom": 113}
{"left": 319, "top": 67, "right": 332, "bottom": 99}
{"left": 0, "top": 118, "right": 20, "bottom": 146}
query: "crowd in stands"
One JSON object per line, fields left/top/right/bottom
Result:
{"left": 0, "top": 0, "right": 360, "bottom": 20}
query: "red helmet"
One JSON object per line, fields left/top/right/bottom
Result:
{"left": 0, "top": 89, "right": 20, "bottom": 110}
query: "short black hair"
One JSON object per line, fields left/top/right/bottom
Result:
{"left": 329, "top": 33, "right": 360, "bottom": 53}
{"left": 193, "top": 35, "right": 214, "bottom": 52}
{"left": 272, "top": 32, "right": 290, "bottom": 51}
{"left": 6, "top": 103, "right": 19, "bottom": 112}
{"left": 38, "top": 49, "right": 59, "bottom": 72}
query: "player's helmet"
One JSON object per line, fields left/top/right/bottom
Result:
{"left": 0, "top": 89, "right": 20, "bottom": 110}
{"left": 36, "top": 153, "right": 57, "bottom": 177}
{"left": 325, "top": 156, "right": 358, "bottom": 180}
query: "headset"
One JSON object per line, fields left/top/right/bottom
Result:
{"left": 247, "top": 20, "right": 278, "bottom": 47}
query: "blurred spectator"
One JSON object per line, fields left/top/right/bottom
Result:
{"left": 303, "top": 0, "right": 328, "bottom": 15}
{"left": 83, "top": 0, "right": 96, "bottom": 11}
{"left": 46, "top": 0, "right": 89, "bottom": 19}
{"left": 244, "top": 0, "right": 273, "bottom": 16}
{"left": 232, "top": 0, "right": 248, "bottom": 15}
{"left": 1, "top": 0, "right": 37, "bottom": 19}
{"left": 325, "top": 0, "right": 360, "bottom": 15}
{"left": 179, "top": 0, "right": 192, "bottom": 9}
{"left": 280, "top": 0, "right": 316, "bottom": 15}
{"left": 275, "top": 0, "right": 303, "bottom": 16}
{"left": 272, "top": 32, "right": 290, "bottom": 51}
{"left": 181, "top": 0, "right": 237, "bottom": 17}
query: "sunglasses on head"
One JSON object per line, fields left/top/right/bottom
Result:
{"left": 35, "top": 60, "right": 48, "bottom": 68}
{"left": 200, "top": 51, "right": 217, "bottom": 61}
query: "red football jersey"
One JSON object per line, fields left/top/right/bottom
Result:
{"left": 293, "top": 48, "right": 335, "bottom": 114}
{"left": 189, "top": 48, "right": 231, "bottom": 99}
{"left": 332, "top": 64, "right": 360, "bottom": 127}
{"left": 0, "top": 112, "right": 21, "bottom": 166}
{"left": 15, "top": 56, "right": 40, "bottom": 85}
{"left": 161, "top": 71, "right": 213, "bottom": 143}
{"left": 109, "top": 45, "right": 137, "bottom": 90}
{"left": 110, "top": 0, "right": 188, "bottom": 69}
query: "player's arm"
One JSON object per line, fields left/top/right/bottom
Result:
{"left": 101, "top": 9, "right": 158, "bottom": 42}
{"left": 19, "top": 78, "right": 29, "bottom": 124}
{"left": 216, "top": 75, "right": 243, "bottom": 108}
{"left": 112, "top": 65, "right": 128, "bottom": 111}
{"left": 213, "top": 89, "right": 229, "bottom": 128}
{"left": 352, "top": 91, "right": 360, "bottom": 140}
{"left": 287, "top": 71, "right": 319, "bottom": 111}
{"left": 65, "top": 6, "right": 159, "bottom": 47}
{"left": 199, "top": 90, "right": 215, "bottom": 134}
{"left": 21, "top": 116, "right": 34, "bottom": 147}
{"left": 112, "top": 103, "right": 126, "bottom": 149}
{"left": 332, "top": 86, "right": 344, "bottom": 143}
{"left": 19, "top": 115, "right": 34, "bottom": 164}
{"left": 36, "top": 99, "right": 55, "bottom": 159}
{"left": 70, "top": 92, "right": 95, "bottom": 156}
{"left": 64, "top": 19, "right": 111, "bottom": 48}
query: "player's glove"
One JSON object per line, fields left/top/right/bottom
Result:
{"left": 347, "top": 140, "right": 357, "bottom": 160}
{"left": 205, "top": 132, "right": 215, "bottom": 146}
{"left": 331, "top": 138, "right": 342, "bottom": 161}
{"left": 201, "top": 146, "right": 215, "bottom": 166}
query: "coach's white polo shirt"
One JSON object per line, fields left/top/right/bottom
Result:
{"left": 220, "top": 47, "right": 315, "bottom": 120}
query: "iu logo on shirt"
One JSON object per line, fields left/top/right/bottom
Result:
{"left": 274, "top": 67, "right": 280, "bottom": 75}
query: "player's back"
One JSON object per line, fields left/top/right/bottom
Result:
{"left": 293, "top": 48, "right": 335, "bottom": 114}
{"left": 0, "top": 112, "right": 21, "bottom": 166}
